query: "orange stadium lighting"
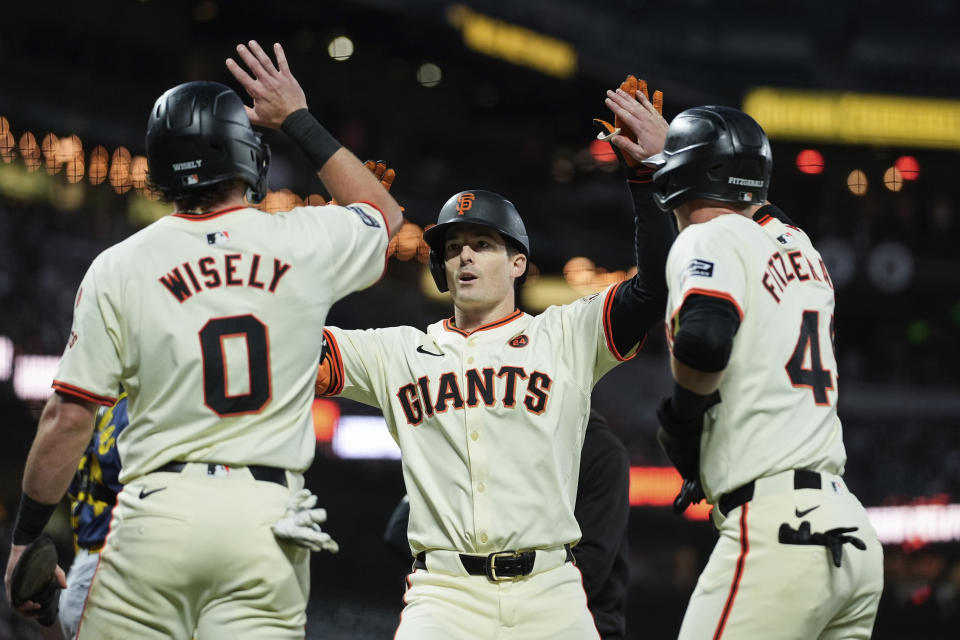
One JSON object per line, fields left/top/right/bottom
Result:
{"left": 18, "top": 132, "right": 41, "bottom": 172}
{"left": 895, "top": 155, "right": 920, "bottom": 181}
{"left": 109, "top": 147, "right": 132, "bottom": 194}
{"left": 41, "top": 133, "right": 61, "bottom": 175}
{"left": 311, "top": 398, "right": 341, "bottom": 443}
{"left": 883, "top": 166, "right": 904, "bottom": 192}
{"left": 130, "top": 155, "right": 149, "bottom": 191}
{"left": 589, "top": 139, "right": 617, "bottom": 165}
{"left": 88, "top": 145, "right": 108, "bottom": 185}
{"left": 847, "top": 169, "right": 868, "bottom": 196}
{"left": 628, "top": 466, "right": 711, "bottom": 520}
{"left": 0, "top": 117, "right": 15, "bottom": 163}
{"left": 795, "top": 149, "right": 824, "bottom": 175}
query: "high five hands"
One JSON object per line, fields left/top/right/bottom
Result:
{"left": 594, "top": 76, "right": 669, "bottom": 183}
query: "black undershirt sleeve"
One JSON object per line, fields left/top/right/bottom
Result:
{"left": 608, "top": 182, "right": 677, "bottom": 356}
{"left": 753, "top": 202, "right": 795, "bottom": 226}
{"left": 671, "top": 294, "right": 741, "bottom": 373}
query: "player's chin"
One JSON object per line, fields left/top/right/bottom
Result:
{"left": 452, "top": 288, "right": 486, "bottom": 307}
{"left": 452, "top": 280, "right": 479, "bottom": 296}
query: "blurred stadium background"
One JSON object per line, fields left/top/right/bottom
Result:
{"left": 2, "top": 1, "right": 959, "bottom": 638}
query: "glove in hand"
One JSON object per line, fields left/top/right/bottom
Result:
{"left": 364, "top": 160, "right": 396, "bottom": 192}
{"left": 9, "top": 535, "right": 61, "bottom": 626}
{"left": 272, "top": 489, "right": 340, "bottom": 553}
{"left": 672, "top": 478, "right": 706, "bottom": 515}
{"left": 308, "top": 159, "right": 398, "bottom": 207}
{"left": 593, "top": 75, "right": 664, "bottom": 183}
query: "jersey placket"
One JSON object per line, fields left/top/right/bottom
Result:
{"left": 463, "top": 333, "right": 494, "bottom": 552}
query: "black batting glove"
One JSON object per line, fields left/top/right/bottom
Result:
{"left": 673, "top": 478, "right": 706, "bottom": 515}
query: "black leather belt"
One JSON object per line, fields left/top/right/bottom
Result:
{"left": 414, "top": 544, "right": 574, "bottom": 581}
{"left": 718, "top": 469, "right": 821, "bottom": 517}
{"left": 156, "top": 461, "right": 288, "bottom": 488}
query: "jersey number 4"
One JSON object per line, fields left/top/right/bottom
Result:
{"left": 199, "top": 315, "right": 271, "bottom": 416}
{"left": 785, "top": 310, "right": 835, "bottom": 406}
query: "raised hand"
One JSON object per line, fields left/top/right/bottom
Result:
{"left": 593, "top": 75, "right": 669, "bottom": 183}
{"left": 604, "top": 82, "right": 669, "bottom": 162}
{"left": 225, "top": 41, "right": 307, "bottom": 128}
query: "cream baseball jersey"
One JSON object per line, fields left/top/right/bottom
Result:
{"left": 319, "top": 284, "right": 637, "bottom": 554}
{"left": 54, "top": 203, "right": 389, "bottom": 483}
{"left": 665, "top": 211, "right": 847, "bottom": 502}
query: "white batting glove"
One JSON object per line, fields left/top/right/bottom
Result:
{"left": 271, "top": 489, "right": 340, "bottom": 553}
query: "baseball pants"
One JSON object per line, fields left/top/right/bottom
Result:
{"left": 76, "top": 463, "right": 310, "bottom": 640}
{"left": 396, "top": 548, "right": 600, "bottom": 639}
{"left": 59, "top": 548, "right": 101, "bottom": 639}
{"left": 678, "top": 470, "right": 884, "bottom": 640}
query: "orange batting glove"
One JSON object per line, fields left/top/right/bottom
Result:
{"left": 593, "top": 75, "right": 664, "bottom": 183}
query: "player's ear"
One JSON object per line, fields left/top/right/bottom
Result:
{"left": 511, "top": 252, "right": 527, "bottom": 280}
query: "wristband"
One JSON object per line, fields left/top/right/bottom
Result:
{"left": 12, "top": 492, "right": 57, "bottom": 545}
{"left": 280, "top": 109, "right": 342, "bottom": 170}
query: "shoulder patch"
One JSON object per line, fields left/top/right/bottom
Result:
{"left": 579, "top": 292, "right": 601, "bottom": 304}
{"left": 347, "top": 205, "right": 381, "bottom": 228}
{"left": 508, "top": 334, "right": 529, "bottom": 348}
{"left": 684, "top": 258, "right": 715, "bottom": 279}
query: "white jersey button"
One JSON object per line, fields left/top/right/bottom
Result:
{"left": 480, "top": 533, "right": 488, "bottom": 543}
{"left": 470, "top": 431, "right": 479, "bottom": 441}
{"left": 477, "top": 482, "right": 485, "bottom": 492}
{"left": 467, "top": 357, "right": 474, "bottom": 364}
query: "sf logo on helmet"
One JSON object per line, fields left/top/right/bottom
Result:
{"left": 456, "top": 193, "right": 476, "bottom": 215}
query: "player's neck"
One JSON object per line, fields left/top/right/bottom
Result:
{"left": 675, "top": 200, "right": 760, "bottom": 231}
{"left": 452, "top": 296, "right": 517, "bottom": 333}
{"left": 176, "top": 191, "right": 247, "bottom": 215}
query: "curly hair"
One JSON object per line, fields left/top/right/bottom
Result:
{"left": 148, "top": 175, "right": 247, "bottom": 213}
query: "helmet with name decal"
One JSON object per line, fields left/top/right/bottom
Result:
{"left": 423, "top": 189, "right": 531, "bottom": 293}
{"left": 643, "top": 105, "right": 772, "bottom": 212}
{"left": 146, "top": 81, "right": 270, "bottom": 203}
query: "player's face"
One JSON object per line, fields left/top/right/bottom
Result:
{"left": 443, "top": 225, "right": 526, "bottom": 311}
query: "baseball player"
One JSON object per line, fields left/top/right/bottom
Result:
{"left": 3, "top": 40, "right": 403, "bottom": 639}
{"left": 647, "top": 105, "right": 884, "bottom": 638}
{"left": 314, "top": 79, "right": 673, "bottom": 639}
{"left": 58, "top": 392, "right": 128, "bottom": 639}
{"left": 381, "top": 408, "right": 631, "bottom": 639}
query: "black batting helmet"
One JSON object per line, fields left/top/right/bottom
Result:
{"left": 423, "top": 190, "right": 530, "bottom": 293}
{"left": 643, "top": 106, "right": 772, "bottom": 212}
{"left": 146, "top": 81, "right": 270, "bottom": 203}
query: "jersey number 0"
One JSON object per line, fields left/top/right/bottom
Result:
{"left": 199, "top": 314, "right": 271, "bottom": 416}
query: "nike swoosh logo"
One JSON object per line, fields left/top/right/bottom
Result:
{"left": 795, "top": 505, "right": 820, "bottom": 518}
{"left": 416, "top": 345, "right": 443, "bottom": 357}
{"left": 139, "top": 487, "right": 167, "bottom": 500}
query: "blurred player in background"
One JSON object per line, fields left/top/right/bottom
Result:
{"left": 648, "top": 105, "right": 884, "bottom": 638}
{"left": 574, "top": 408, "right": 631, "bottom": 639}
{"left": 383, "top": 407, "right": 631, "bottom": 639}
{"left": 4, "top": 40, "right": 403, "bottom": 639}
{"left": 57, "top": 393, "right": 127, "bottom": 640}
{"left": 315, "top": 77, "right": 671, "bottom": 639}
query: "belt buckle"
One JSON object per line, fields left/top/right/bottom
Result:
{"left": 486, "top": 550, "right": 521, "bottom": 582}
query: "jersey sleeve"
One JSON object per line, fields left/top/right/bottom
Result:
{"left": 316, "top": 326, "right": 389, "bottom": 408}
{"left": 296, "top": 201, "right": 391, "bottom": 302}
{"left": 666, "top": 222, "right": 747, "bottom": 328}
{"left": 52, "top": 256, "right": 122, "bottom": 405}
{"left": 555, "top": 283, "right": 639, "bottom": 389}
